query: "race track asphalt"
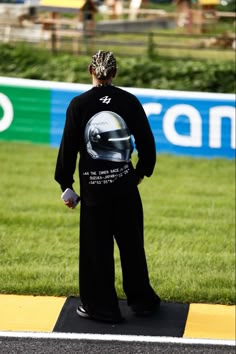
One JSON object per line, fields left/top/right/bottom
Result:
{"left": 0, "top": 335, "right": 235, "bottom": 354}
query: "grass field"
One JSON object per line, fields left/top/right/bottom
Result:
{"left": 0, "top": 141, "right": 235, "bottom": 304}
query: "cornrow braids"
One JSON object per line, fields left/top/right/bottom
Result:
{"left": 91, "top": 50, "right": 117, "bottom": 80}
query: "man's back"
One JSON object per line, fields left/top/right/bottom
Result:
{"left": 65, "top": 85, "right": 156, "bottom": 205}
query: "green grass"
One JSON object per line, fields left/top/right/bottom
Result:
{"left": 0, "top": 141, "right": 235, "bottom": 304}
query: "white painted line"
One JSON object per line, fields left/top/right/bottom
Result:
{"left": 0, "top": 331, "right": 235, "bottom": 346}
{"left": 0, "top": 76, "right": 91, "bottom": 91}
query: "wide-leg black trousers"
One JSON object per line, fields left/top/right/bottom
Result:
{"left": 79, "top": 187, "right": 157, "bottom": 315}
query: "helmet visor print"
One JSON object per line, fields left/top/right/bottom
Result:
{"left": 85, "top": 111, "right": 133, "bottom": 162}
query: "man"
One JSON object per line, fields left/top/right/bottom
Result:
{"left": 55, "top": 50, "right": 160, "bottom": 323}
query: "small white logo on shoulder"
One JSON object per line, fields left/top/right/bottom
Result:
{"left": 99, "top": 96, "right": 111, "bottom": 104}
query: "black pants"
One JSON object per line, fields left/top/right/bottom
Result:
{"left": 79, "top": 188, "right": 157, "bottom": 315}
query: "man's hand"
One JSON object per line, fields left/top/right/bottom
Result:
{"left": 61, "top": 188, "right": 80, "bottom": 208}
{"left": 64, "top": 198, "right": 76, "bottom": 209}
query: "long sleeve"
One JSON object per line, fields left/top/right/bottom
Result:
{"left": 129, "top": 96, "right": 156, "bottom": 178}
{"left": 54, "top": 99, "right": 81, "bottom": 191}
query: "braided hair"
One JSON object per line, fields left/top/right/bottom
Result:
{"left": 91, "top": 50, "right": 117, "bottom": 80}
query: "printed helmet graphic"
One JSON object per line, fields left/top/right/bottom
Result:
{"left": 84, "top": 111, "right": 133, "bottom": 162}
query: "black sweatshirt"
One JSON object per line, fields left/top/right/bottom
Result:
{"left": 55, "top": 85, "right": 156, "bottom": 205}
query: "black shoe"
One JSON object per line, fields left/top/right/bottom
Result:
{"left": 76, "top": 305, "right": 91, "bottom": 319}
{"left": 131, "top": 297, "right": 161, "bottom": 317}
{"left": 76, "top": 305, "right": 124, "bottom": 324}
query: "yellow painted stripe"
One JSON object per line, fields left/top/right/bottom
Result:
{"left": 184, "top": 303, "right": 236, "bottom": 340}
{"left": 40, "top": 0, "right": 86, "bottom": 9}
{"left": 0, "top": 295, "right": 66, "bottom": 332}
{"left": 199, "top": 0, "right": 220, "bottom": 5}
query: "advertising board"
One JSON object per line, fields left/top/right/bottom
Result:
{"left": 0, "top": 77, "right": 235, "bottom": 159}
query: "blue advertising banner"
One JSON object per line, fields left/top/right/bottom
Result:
{"left": 0, "top": 77, "right": 235, "bottom": 159}
{"left": 50, "top": 89, "right": 82, "bottom": 147}
{"left": 130, "top": 87, "right": 235, "bottom": 159}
